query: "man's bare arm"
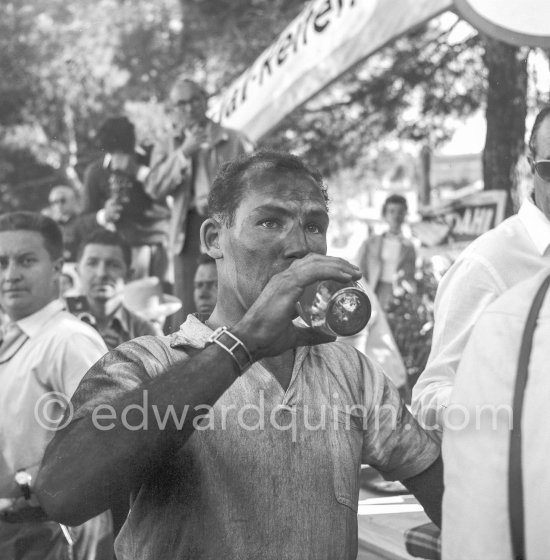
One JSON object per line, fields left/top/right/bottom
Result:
{"left": 35, "top": 343, "right": 242, "bottom": 525}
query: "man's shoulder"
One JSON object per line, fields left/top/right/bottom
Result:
{"left": 461, "top": 214, "right": 523, "bottom": 256}
{"left": 48, "top": 310, "right": 106, "bottom": 344}
{"left": 367, "top": 233, "right": 383, "bottom": 245}
{"left": 483, "top": 266, "right": 550, "bottom": 319}
{"left": 448, "top": 214, "right": 529, "bottom": 279}
{"left": 111, "top": 331, "right": 184, "bottom": 372}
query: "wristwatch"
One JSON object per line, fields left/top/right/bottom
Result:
{"left": 14, "top": 470, "right": 32, "bottom": 500}
{"left": 207, "top": 326, "right": 253, "bottom": 374}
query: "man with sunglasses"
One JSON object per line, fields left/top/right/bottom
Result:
{"left": 412, "top": 105, "right": 550, "bottom": 440}
{"left": 145, "top": 78, "right": 252, "bottom": 329}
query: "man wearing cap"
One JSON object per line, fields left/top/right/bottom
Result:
{"left": 144, "top": 78, "right": 252, "bottom": 326}
{"left": 0, "top": 211, "right": 112, "bottom": 559}
{"left": 83, "top": 116, "right": 170, "bottom": 283}
{"left": 37, "top": 151, "right": 442, "bottom": 560}
{"left": 73, "top": 229, "right": 162, "bottom": 350}
{"left": 412, "top": 104, "right": 550, "bottom": 439}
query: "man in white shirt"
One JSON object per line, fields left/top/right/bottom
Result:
{"left": 442, "top": 268, "right": 550, "bottom": 559}
{"left": 412, "top": 105, "right": 550, "bottom": 440}
{"left": 0, "top": 212, "right": 112, "bottom": 559}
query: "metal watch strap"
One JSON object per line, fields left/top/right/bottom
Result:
{"left": 207, "top": 326, "right": 253, "bottom": 374}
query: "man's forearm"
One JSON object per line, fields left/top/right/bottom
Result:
{"left": 402, "top": 455, "right": 443, "bottom": 528}
{"left": 36, "top": 343, "right": 241, "bottom": 525}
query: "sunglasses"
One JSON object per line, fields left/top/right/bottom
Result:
{"left": 533, "top": 160, "right": 550, "bottom": 182}
{"left": 50, "top": 198, "right": 68, "bottom": 205}
{"left": 172, "top": 97, "right": 203, "bottom": 110}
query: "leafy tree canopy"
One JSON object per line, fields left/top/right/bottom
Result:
{"left": 0, "top": 0, "right": 547, "bottom": 213}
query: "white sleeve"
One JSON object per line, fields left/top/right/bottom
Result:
{"left": 411, "top": 255, "right": 506, "bottom": 440}
{"left": 49, "top": 326, "right": 108, "bottom": 399}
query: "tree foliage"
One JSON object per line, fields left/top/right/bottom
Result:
{"left": 263, "top": 16, "right": 486, "bottom": 177}
{"left": 177, "top": 0, "right": 305, "bottom": 91}
{"left": 0, "top": 1, "right": 182, "bottom": 173}
{"left": 0, "top": 0, "right": 542, "bottom": 214}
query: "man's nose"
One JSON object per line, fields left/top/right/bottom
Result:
{"left": 198, "top": 287, "right": 210, "bottom": 298}
{"left": 284, "top": 224, "right": 310, "bottom": 259}
{"left": 96, "top": 261, "right": 109, "bottom": 277}
{"left": 4, "top": 260, "right": 22, "bottom": 281}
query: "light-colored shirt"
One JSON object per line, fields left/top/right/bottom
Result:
{"left": 0, "top": 299, "right": 111, "bottom": 560}
{"left": 0, "top": 299, "right": 108, "bottom": 496}
{"left": 412, "top": 198, "right": 550, "bottom": 439}
{"left": 442, "top": 268, "right": 550, "bottom": 560}
{"left": 69, "top": 315, "right": 439, "bottom": 560}
{"left": 380, "top": 235, "right": 403, "bottom": 282}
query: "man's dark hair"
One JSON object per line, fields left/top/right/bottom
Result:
{"left": 96, "top": 116, "right": 135, "bottom": 154}
{"left": 197, "top": 253, "right": 216, "bottom": 266}
{"left": 0, "top": 211, "right": 63, "bottom": 260}
{"left": 208, "top": 150, "right": 329, "bottom": 226}
{"left": 382, "top": 194, "right": 408, "bottom": 216}
{"left": 76, "top": 229, "right": 132, "bottom": 268}
{"left": 528, "top": 104, "right": 550, "bottom": 159}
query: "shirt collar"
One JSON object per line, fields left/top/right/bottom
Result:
{"left": 518, "top": 196, "right": 550, "bottom": 255}
{"left": 109, "top": 304, "right": 130, "bottom": 333}
{"left": 383, "top": 230, "right": 405, "bottom": 241}
{"left": 170, "top": 314, "right": 212, "bottom": 350}
{"left": 16, "top": 299, "right": 65, "bottom": 338}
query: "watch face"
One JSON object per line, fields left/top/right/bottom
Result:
{"left": 15, "top": 471, "right": 32, "bottom": 486}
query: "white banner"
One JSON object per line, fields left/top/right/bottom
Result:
{"left": 212, "top": 0, "right": 452, "bottom": 142}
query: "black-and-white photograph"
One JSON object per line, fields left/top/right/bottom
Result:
{"left": 0, "top": 1, "right": 549, "bottom": 558}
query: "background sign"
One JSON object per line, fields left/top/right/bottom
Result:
{"left": 453, "top": 0, "right": 550, "bottom": 48}
{"left": 212, "top": 0, "right": 452, "bottom": 141}
{"left": 412, "top": 190, "right": 508, "bottom": 248}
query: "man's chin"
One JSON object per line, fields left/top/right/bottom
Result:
{"left": 198, "top": 305, "right": 214, "bottom": 316}
{"left": 91, "top": 288, "right": 115, "bottom": 300}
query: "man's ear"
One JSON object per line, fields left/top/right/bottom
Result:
{"left": 201, "top": 218, "right": 222, "bottom": 259}
{"left": 53, "top": 257, "right": 64, "bottom": 276}
{"left": 528, "top": 155, "right": 536, "bottom": 173}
